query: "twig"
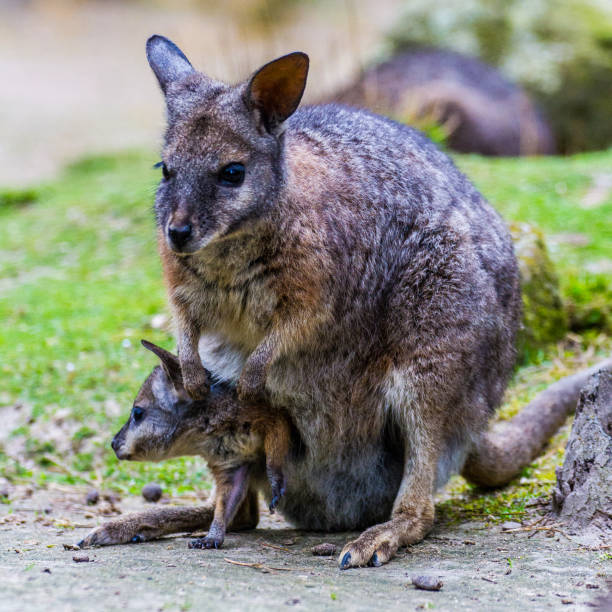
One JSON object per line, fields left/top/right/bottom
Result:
{"left": 259, "top": 541, "right": 291, "bottom": 552}
{"left": 223, "top": 558, "right": 305, "bottom": 572}
{"left": 503, "top": 524, "right": 563, "bottom": 533}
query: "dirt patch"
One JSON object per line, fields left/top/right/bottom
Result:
{"left": 0, "top": 486, "right": 608, "bottom": 611}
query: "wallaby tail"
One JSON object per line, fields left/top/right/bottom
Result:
{"left": 462, "top": 358, "right": 612, "bottom": 488}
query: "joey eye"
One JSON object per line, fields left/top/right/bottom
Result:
{"left": 132, "top": 406, "right": 145, "bottom": 423}
{"left": 218, "top": 162, "right": 245, "bottom": 187}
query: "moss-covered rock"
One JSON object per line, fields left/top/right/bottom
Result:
{"left": 510, "top": 222, "right": 568, "bottom": 361}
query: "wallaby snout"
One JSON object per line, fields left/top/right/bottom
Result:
{"left": 168, "top": 223, "right": 192, "bottom": 251}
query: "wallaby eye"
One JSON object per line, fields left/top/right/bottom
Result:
{"left": 218, "top": 162, "right": 245, "bottom": 187}
{"left": 154, "top": 161, "right": 171, "bottom": 181}
{"left": 161, "top": 162, "right": 171, "bottom": 180}
{"left": 132, "top": 406, "right": 145, "bottom": 423}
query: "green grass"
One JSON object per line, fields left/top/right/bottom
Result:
{"left": 0, "top": 149, "right": 610, "bottom": 502}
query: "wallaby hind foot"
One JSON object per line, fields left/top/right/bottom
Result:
{"left": 78, "top": 504, "right": 215, "bottom": 547}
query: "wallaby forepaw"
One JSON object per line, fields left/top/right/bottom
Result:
{"left": 182, "top": 363, "right": 209, "bottom": 400}
{"left": 237, "top": 364, "right": 267, "bottom": 403}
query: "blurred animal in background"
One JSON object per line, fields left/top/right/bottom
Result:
{"left": 329, "top": 47, "right": 555, "bottom": 156}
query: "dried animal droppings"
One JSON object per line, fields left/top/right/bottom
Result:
{"left": 63, "top": 543, "right": 80, "bottom": 551}
{"left": 85, "top": 490, "right": 99, "bottom": 506}
{"left": 142, "top": 483, "right": 163, "bottom": 503}
{"left": 311, "top": 543, "right": 337, "bottom": 556}
{"left": 72, "top": 555, "right": 90, "bottom": 563}
{"left": 411, "top": 575, "right": 443, "bottom": 591}
{"left": 103, "top": 492, "right": 121, "bottom": 505}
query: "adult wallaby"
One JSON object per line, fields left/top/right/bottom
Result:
{"left": 138, "top": 34, "right": 607, "bottom": 568}
{"left": 79, "top": 340, "right": 292, "bottom": 550}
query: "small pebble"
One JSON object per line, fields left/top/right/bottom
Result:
{"left": 501, "top": 521, "right": 522, "bottom": 531}
{"left": 411, "top": 575, "right": 443, "bottom": 591}
{"left": 142, "top": 483, "right": 163, "bottom": 503}
{"left": 63, "top": 543, "right": 80, "bottom": 551}
{"left": 311, "top": 543, "right": 337, "bottom": 556}
{"left": 86, "top": 490, "right": 100, "bottom": 506}
{"left": 72, "top": 555, "right": 90, "bottom": 563}
{"left": 586, "top": 584, "right": 599, "bottom": 589}
{"left": 42, "top": 568, "right": 51, "bottom": 574}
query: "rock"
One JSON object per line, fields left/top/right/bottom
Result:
{"left": 311, "top": 543, "right": 337, "bottom": 556}
{"left": 552, "top": 368, "right": 612, "bottom": 534}
{"left": 142, "top": 483, "right": 163, "bottom": 503}
{"left": 72, "top": 555, "right": 90, "bottom": 563}
{"left": 85, "top": 490, "right": 99, "bottom": 506}
{"left": 501, "top": 521, "right": 522, "bottom": 531}
{"left": 510, "top": 223, "right": 568, "bottom": 361}
{"left": 411, "top": 575, "right": 443, "bottom": 591}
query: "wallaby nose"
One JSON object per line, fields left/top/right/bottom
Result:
{"left": 168, "top": 224, "right": 192, "bottom": 249}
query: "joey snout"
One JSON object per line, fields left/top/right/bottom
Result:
{"left": 111, "top": 432, "right": 131, "bottom": 460}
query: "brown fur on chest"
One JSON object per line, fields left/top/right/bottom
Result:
{"left": 158, "top": 211, "right": 333, "bottom": 352}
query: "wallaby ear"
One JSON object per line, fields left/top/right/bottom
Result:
{"left": 246, "top": 52, "right": 309, "bottom": 133}
{"left": 141, "top": 339, "right": 184, "bottom": 388}
{"left": 146, "top": 35, "right": 195, "bottom": 94}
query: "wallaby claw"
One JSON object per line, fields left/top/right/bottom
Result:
{"left": 267, "top": 471, "right": 286, "bottom": 513}
{"left": 188, "top": 536, "right": 223, "bottom": 550}
{"left": 368, "top": 552, "right": 382, "bottom": 567}
{"left": 340, "top": 552, "right": 352, "bottom": 570}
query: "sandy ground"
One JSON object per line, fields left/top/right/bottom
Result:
{"left": 0, "top": 0, "right": 401, "bottom": 187}
{"left": 0, "top": 485, "right": 610, "bottom": 611}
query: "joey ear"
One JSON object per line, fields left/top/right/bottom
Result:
{"left": 146, "top": 35, "right": 195, "bottom": 94}
{"left": 141, "top": 340, "right": 184, "bottom": 389}
{"left": 246, "top": 52, "right": 309, "bottom": 133}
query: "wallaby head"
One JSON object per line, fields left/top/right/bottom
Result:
{"left": 146, "top": 35, "right": 309, "bottom": 255}
{"left": 111, "top": 340, "right": 221, "bottom": 462}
